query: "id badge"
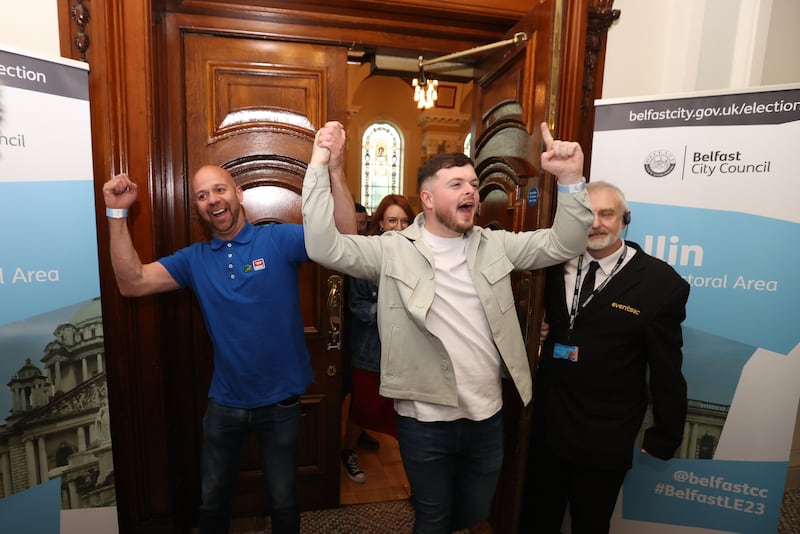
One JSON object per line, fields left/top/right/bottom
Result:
{"left": 553, "top": 342, "right": 579, "bottom": 363}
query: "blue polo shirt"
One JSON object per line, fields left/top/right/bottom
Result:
{"left": 158, "top": 221, "right": 313, "bottom": 408}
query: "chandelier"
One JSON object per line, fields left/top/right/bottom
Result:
{"left": 411, "top": 32, "right": 527, "bottom": 111}
{"left": 412, "top": 74, "right": 438, "bottom": 109}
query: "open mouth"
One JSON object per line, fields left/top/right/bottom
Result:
{"left": 458, "top": 201, "right": 474, "bottom": 217}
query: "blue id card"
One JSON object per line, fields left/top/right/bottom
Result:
{"left": 553, "top": 342, "right": 579, "bottom": 362}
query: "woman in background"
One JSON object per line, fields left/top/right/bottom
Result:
{"left": 341, "top": 194, "right": 416, "bottom": 483}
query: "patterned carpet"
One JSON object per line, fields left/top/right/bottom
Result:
{"left": 778, "top": 487, "right": 800, "bottom": 534}
{"left": 244, "top": 488, "right": 800, "bottom": 533}
{"left": 260, "top": 499, "right": 414, "bottom": 533}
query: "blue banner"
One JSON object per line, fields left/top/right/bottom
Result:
{"left": 591, "top": 85, "right": 800, "bottom": 534}
{"left": 624, "top": 452, "right": 785, "bottom": 533}
{"left": 0, "top": 45, "right": 117, "bottom": 528}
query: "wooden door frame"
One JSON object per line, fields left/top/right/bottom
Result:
{"left": 170, "top": 26, "right": 350, "bottom": 516}
{"left": 56, "top": 1, "right": 617, "bottom": 531}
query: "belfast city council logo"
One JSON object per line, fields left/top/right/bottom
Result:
{"left": 644, "top": 149, "right": 676, "bottom": 177}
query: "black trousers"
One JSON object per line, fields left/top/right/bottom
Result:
{"left": 521, "top": 439, "right": 628, "bottom": 534}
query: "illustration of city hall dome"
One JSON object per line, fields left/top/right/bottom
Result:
{"left": 0, "top": 297, "right": 115, "bottom": 508}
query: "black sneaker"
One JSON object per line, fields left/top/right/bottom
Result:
{"left": 357, "top": 431, "right": 380, "bottom": 451}
{"left": 342, "top": 449, "right": 365, "bottom": 483}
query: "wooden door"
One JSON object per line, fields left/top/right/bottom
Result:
{"left": 166, "top": 24, "right": 347, "bottom": 520}
{"left": 471, "top": 2, "right": 565, "bottom": 531}
{"left": 55, "top": 0, "right": 613, "bottom": 529}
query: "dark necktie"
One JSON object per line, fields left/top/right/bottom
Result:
{"left": 579, "top": 261, "right": 600, "bottom": 307}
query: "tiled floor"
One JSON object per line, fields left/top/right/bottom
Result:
{"left": 339, "top": 398, "right": 410, "bottom": 505}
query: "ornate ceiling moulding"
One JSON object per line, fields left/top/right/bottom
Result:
{"left": 168, "top": 0, "right": 520, "bottom": 52}
{"left": 583, "top": 0, "right": 620, "bottom": 119}
{"left": 70, "top": 0, "right": 91, "bottom": 61}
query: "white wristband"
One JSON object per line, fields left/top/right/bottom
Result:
{"left": 106, "top": 207, "right": 129, "bottom": 219}
{"left": 556, "top": 178, "right": 586, "bottom": 194}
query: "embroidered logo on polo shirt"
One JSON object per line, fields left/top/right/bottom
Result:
{"left": 252, "top": 258, "right": 266, "bottom": 271}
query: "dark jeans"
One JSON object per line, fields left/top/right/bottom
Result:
{"left": 199, "top": 397, "right": 301, "bottom": 534}
{"left": 397, "top": 412, "right": 504, "bottom": 534}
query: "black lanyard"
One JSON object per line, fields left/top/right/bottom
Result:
{"left": 567, "top": 244, "right": 627, "bottom": 335}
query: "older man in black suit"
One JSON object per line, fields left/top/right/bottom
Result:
{"left": 522, "top": 181, "right": 690, "bottom": 534}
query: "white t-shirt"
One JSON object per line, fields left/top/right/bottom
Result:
{"left": 394, "top": 228, "right": 502, "bottom": 422}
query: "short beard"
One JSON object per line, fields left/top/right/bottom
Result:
{"left": 202, "top": 204, "right": 240, "bottom": 237}
{"left": 587, "top": 231, "right": 621, "bottom": 252}
{"left": 434, "top": 203, "right": 473, "bottom": 234}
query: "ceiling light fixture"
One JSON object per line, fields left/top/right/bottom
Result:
{"left": 412, "top": 63, "right": 438, "bottom": 109}
{"left": 411, "top": 32, "right": 527, "bottom": 110}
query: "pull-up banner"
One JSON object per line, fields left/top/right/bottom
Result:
{"left": 591, "top": 84, "right": 800, "bottom": 534}
{"left": 0, "top": 44, "right": 117, "bottom": 531}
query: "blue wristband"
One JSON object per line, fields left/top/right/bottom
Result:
{"left": 557, "top": 178, "right": 586, "bottom": 194}
{"left": 106, "top": 207, "right": 129, "bottom": 219}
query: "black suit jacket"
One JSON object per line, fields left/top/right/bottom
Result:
{"left": 533, "top": 241, "right": 689, "bottom": 469}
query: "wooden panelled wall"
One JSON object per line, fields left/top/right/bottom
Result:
{"left": 56, "top": 1, "right": 618, "bottom": 531}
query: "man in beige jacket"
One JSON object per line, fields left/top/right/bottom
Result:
{"left": 303, "top": 121, "right": 592, "bottom": 534}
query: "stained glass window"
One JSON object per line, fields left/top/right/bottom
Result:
{"left": 361, "top": 122, "right": 403, "bottom": 213}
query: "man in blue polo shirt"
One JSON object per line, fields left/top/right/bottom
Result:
{"left": 102, "top": 153, "right": 355, "bottom": 534}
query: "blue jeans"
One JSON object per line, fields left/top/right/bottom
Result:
{"left": 199, "top": 397, "right": 302, "bottom": 534}
{"left": 397, "top": 412, "right": 504, "bottom": 534}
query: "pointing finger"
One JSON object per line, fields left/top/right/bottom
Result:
{"left": 540, "top": 122, "right": 554, "bottom": 150}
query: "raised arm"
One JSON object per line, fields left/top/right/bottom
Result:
{"left": 302, "top": 124, "right": 381, "bottom": 281}
{"left": 539, "top": 122, "right": 584, "bottom": 185}
{"left": 314, "top": 121, "right": 357, "bottom": 235}
{"left": 103, "top": 173, "right": 179, "bottom": 297}
{"left": 501, "top": 124, "right": 593, "bottom": 269}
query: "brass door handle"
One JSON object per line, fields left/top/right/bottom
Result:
{"left": 327, "top": 274, "right": 343, "bottom": 350}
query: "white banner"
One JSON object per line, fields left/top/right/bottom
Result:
{"left": 0, "top": 44, "right": 116, "bottom": 531}
{"left": 591, "top": 85, "right": 800, "bottom": 534}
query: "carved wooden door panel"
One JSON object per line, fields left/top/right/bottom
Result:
{"left": 167, "top": 25, "right": 347, "bottom": 519}
{"left": 471, "top": 2, "right": 561, "bottom": 532}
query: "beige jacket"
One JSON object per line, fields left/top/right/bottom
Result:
{"left": 302, "top": 165, "right": 592, "bottom": 407}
